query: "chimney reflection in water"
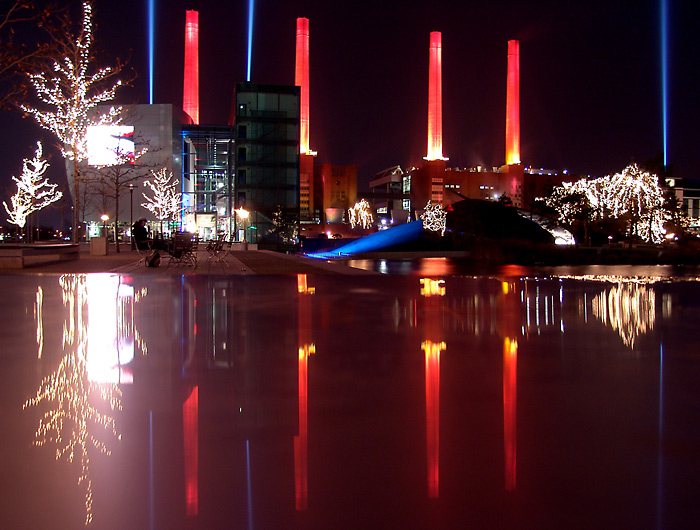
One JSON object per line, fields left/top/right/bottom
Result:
{"left": 420, "top": 278, "right": 445, "bottom": 498}
{"left": 500, "top": 281, "right": 518, "bottom": 492}
{"left": 295, "top": 274, "right": 315, "bottom": 510}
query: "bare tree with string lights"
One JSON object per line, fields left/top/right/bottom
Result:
{"left": 3, "top": 141, "right": 62, "bottom": 238}
{"left": 20, "top": 1, "right": 129, "bottom": 242}
{"left": 141, "top": 168, "right": 183, "bottom": 235}
{"left": 548, "top": 164, "right": 667, "bottom": 244}
{"left": 87, "top": 138, "right": 148, "bottom": 252}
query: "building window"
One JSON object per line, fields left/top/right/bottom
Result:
{"left": 238, "top": 125, "right": 247, "bottom": 139}
{"left": 238, "top": 147, "right": 246, "bottom": 162}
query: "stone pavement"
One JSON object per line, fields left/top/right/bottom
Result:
{"left": 0, "top": 243, "right": 376, "bottom": 275}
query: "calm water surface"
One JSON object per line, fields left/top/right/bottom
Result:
{"left": 1, "top": 270, "right": 699, "bottom": 529}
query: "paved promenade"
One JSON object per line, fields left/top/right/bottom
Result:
{"left": 0, "top": 244, "right": 376, "bottom": 275}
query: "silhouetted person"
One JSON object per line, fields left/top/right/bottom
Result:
{"left": 132, "top": 218, "right": 151, "bottom": 250}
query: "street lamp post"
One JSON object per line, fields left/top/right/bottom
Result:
{"left": 101, "top": 214, "right": 110, "bottom": 238}
{"left": 129, "top": 184, "right": 137, "bottom": 244}
{"left": 235, "top": 207, "right": 249, "bottom": 247}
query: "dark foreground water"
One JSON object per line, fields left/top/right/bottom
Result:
{"left": 1, "top": 270, "right": 700, "bottom": 529}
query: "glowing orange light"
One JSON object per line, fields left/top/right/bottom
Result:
{"left": 295, "top": 17, "right": 311, "bottom": 154}
{"left": 183, "top": 10, "right": 199, "bottom": 124}
{"left": 420, "top": 278, "right": 446, "bottom": 297}
{"left": 503, "top": 337, "right": 517, "bottom": 491}
{"left": 422, "top": 340, "right": 444, "bottom": 498}
{"left": 184, "top": 386, "right": 199, "bottom": 516}
{"left": 425, "top": 32, "right": 446, "bottom": 161}
{"left": 505, "top": 40, "right": 520, "bottom": 165}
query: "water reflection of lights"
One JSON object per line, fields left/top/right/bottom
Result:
{"left": 24, "top": 274, "right": 123, "bottom": 525}
{"left": 86, "top": 275, "right": 134, "bottom": 383}
{"left": 420, "top": 278, "right": 445, "bottom": 296}
{"left": 559, "top": 275, "right": 664, "bottom": 285}
{"left": 503, "top": 337, "right": 517, "bottom": 491}
{"left": 422, "top": 340, "right": 443, "bottom": 498}
{"left": 35, "top": 286, "right": 44, "bottom": 359}
{"left": 592, "top": 282, "right": 655, "bottom": 348}
{"left": 296, "top": 274, "right": 315, "bottom": 511}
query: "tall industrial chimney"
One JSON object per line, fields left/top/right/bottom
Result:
{"left": 425, "top": 31, "right": 445, "bottom": 161}
{"left": 183, "top": 10, "right": 199, "bottom": 124}
{"left": 505, "top": 40, "right": 520, "bottom": 165}
{"left": 296, "top": 17, "right": 315, "bottom": 220}
{"left": 295, "top": 17, "right": 310, "bottom": 154}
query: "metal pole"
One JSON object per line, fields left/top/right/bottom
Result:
{"left": 129, "top": 184, "right": 134, "bottom": 240}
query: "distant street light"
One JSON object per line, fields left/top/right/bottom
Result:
{"left": 235, "top": 207, "right": 249, "bottom": 243}
{"left": 101, "top": 214, "right": 109, "bottom": 238}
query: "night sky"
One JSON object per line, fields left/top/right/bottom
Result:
{"left": 1, "top": 0, "right": 698, "bottom": 210}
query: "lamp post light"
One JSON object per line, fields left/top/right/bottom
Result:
{"left": 101, "top": 214, "right": 109, "bottom": 239}
{"left": 235, "top": 207, "right": 249, "bottom": 245}
{"left": 129, "top": 184, "right": 137, "bottom": 243}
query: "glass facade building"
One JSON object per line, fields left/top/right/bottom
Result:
{"left": 182, "top": 125, "right": 235, "bottom": 240}
{"left": 234, "top": 83, "right": 300, "bottom": 245}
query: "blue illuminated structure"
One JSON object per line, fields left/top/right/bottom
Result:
{"left": 308, "top": 221, "right": 425, "bottom": 258}
{"left": 247, "top": 0, "right": 255, "bottom": 82}
{"left": 661, "top": 0, "right": 669, "bottom": 166}
{"left": 148, "top": 0, "right": 155, "bottom": 104}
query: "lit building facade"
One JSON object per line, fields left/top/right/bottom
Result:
{"left": 366, "top": 166, "right": 411, "bottom": 223}
{"left": 86, "top": 104, "right": 181, "bottom": 234}
{"left": 233, "top": 83, "right": 301, "bottom": 244}
{"left": 182, "top": 125, "right": 235, "bottom": 239}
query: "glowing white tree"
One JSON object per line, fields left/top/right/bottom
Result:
{"left": 421, "top": 201, "right": 447, "bottom": 236}
{"left": 141, "top": 168, "right": 182, "bottom": 233}
{"left": 20, "top": 1, "right": 125, "bottom": 241}
{"left": 548, "top": 164, "right": 667, "bottom": 243}
{"left": 349, "top": 199, "right": 373, "bottom": 230}
{"left": 3, "top": 141, "right": 62, "bottom": 231}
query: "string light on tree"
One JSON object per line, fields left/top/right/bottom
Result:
{"left": 420, "top": 201, "right": 447, "bottom": 236}
{"left": 141, "top": 167, "right": 183, "bottom": 233}
{"left": 348, "top": 199, "right": 373, "bottom": 230}
{"left": 548, "top": 164, "right": 667, "bottom": 244}
{"left": 20, "top": 1, "right": 125, "bottom": 242}
{"left": 3, "top": 141, "right": 62, "bottom": 229}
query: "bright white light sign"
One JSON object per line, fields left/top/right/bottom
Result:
{"left": 87, "top": 125, "right": 135, "bottom": 166}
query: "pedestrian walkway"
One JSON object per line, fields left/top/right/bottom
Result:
{"left": 0, "top": 244, "right": 376, "bottom": 275}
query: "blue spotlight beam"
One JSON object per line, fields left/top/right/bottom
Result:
{"left": 307, "top": 221, "right": 425, "bottom": 259}
{"left": 247, "top": 0, "right": 255, "bottom": 81}
{"left": 661, "top": 0, "right": 668, "bottom": 166}
{"left": 148, "top": 0, "right": 155, "bottom": 104}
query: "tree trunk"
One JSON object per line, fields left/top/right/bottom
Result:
{"left": 115, "top": 189, "right": 120, "bottom": 253}
{"left": 65, "top": 155, "right": 80, "bottom": 244}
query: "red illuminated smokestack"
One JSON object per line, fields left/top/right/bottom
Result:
{"left": 426, "top": 31, "right": 445, "bottom": 161}
{"left": 505, "top": 40, "right": 520, "bottom": 165}
{"left": 183, "top": 10, "right": 199, "bottom": 125}
{"left": 295, "top": 17, "right": 310, "bottom": 154}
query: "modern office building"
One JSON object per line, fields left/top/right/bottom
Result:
{"left": 182, "top": 125, "right": 235, "bottom": 240}
{"left": 232, "top": 83, "right": 301, "bottom": 244}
